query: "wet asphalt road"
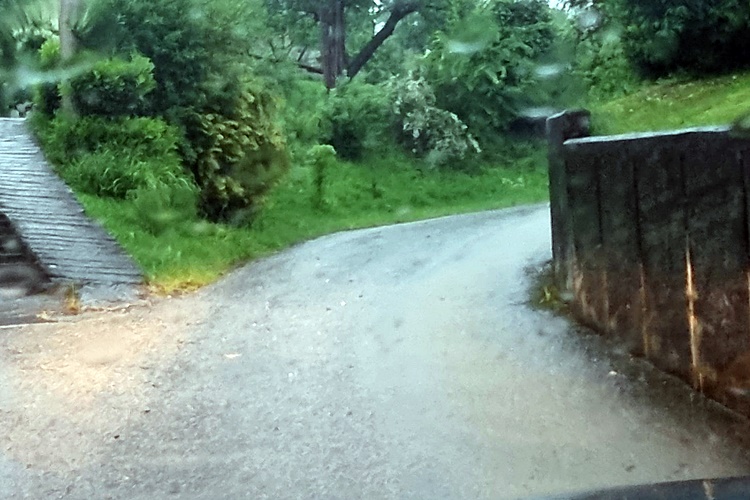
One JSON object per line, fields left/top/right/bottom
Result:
{"left": 3, "top": 204, "right": 750, "bottom": 499}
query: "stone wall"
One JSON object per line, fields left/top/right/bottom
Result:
{"left": 548, "top": 110, "right": 750, "bottom": 415}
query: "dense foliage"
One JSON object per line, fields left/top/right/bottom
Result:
{"left": 192, "top": 78, "right": 290, "bottom": 221}
{"left": 67, "top": 53, "right": 156, "bottom": 117}
{"left": 389, "top": 75, "right": 480, "bottom": 166}
{"left": 567, "top": 0, "right": 750, "bottom": 79}
{"left": 425, "top": 0, "right": 556, "bottom": 140}
{"left": 615, "top": 0, "right": 750, "bottom": 76}
{"left": 31, "top": 114, "right": 193, "bottom": 199}
{"left": 20, "top": 0, "right": 288, "bottom": 222}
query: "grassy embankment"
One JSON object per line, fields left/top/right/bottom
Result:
{"left": 591, "top": 71, "right": 750, "bottom": 134}
{"left": 79, "top": 149, "right": 549, "bottom": 293}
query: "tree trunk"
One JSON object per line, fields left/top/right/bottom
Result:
{"left": 320, "top": 0, "right": 346, "bottom": 89}
{"left": 59, "top": 0, "right": 80, "bottom": 114}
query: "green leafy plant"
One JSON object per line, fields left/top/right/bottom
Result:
{"left": 61, "top": 149, "right": 192, "bottom": 199}
{"left": 74, "top": 0, "right": 289, "bottom": 221}
{"left": 34, "top": 115, "right": 182, "bottom": 164}
{"left": 608, "top": 0, "right": 750, "bottom": 76}
{"left": 32, "top": 37, "right": 62, "bottom": 116}
{"left": 131, "top": 183, "right": 199, "bottom": 235}
{"left": 278, "top": 77, "right": 330, "bottom": 150}
{"left": 323, "top": 81, "right": 391, "bottom": 161}
{"left": 306, "top": 144, "right": 337, "bottom": 209}
{"left": 424, "top": 0, "right": 556, "bottom": 140}
{"left": 66, "top": 53, "right": 156, "bottom": 117}
{"left": 573, "top": 27, "right": 637, "bottom": 100}
{"left": 193, "top": 79, "right": 290, "bottom": 222}
{"left": 31, "top": 114, "right": 194, "bottom": 199}
{"left": 388, "top": 74, "right": 480, "bottom": 168}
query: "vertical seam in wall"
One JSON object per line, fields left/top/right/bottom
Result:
{"left": 594, "top": 156, "right": 605, "bottom": 247}
{"left": 680, "top": 150, "right": 703, "bottom": 391}
{"left": 595, "top": 154, "right": 607, "bottom": 328}
{"left": 563, "top": 144, "right": 579, "bottom": 295}
{"left": 631, "top": 154, "right": 649, "bottom": 358}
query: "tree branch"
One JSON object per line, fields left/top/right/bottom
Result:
{"left": 346, "top": 0, "right": 421, "bottom": 80}
{"left": 248, "top": 52, "right": 323, "bottom": 75}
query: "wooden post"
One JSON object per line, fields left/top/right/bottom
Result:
{"left": 546, "top": 109, "right": 591, "bottom": 293}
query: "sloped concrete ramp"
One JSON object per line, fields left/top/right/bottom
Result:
{"left": 0, "top": 118, "right": 141, "bottom": 301}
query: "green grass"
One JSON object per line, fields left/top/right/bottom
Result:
{"left": 591, "top": 71, "right": 750, "bottom": 134}
{"left": 79, "top": 149, "right": 550, "bottom": 292}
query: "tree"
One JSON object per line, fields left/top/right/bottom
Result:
{"left": 58, "top": 0, "right": 78, "bottom": 61}
{"left": 266, "top": 0, "right": 426, "bottom": 88}
{"left": 566, "top": 0, "right": 750, "bottom": 77}
{"left": 58, "top": 0, "right": 79, "bottom": 112}
{"left": 424, "top": 0, "right": 556, "bottom": 140}
{"left": 67, "top": 0, "right": 290, "bottom": 221}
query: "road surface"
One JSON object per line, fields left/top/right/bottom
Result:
{"left": 2, "top": 204, "right": 750, "bottom": 499}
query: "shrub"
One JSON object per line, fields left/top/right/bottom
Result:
{"left": 279, "top": 78, "right": 329, "bottom": 149}
{"left": 77, "top": 0, "right": 290, "bottom": 221}
{"left": 611, "top": 0, "right": 750, "bottom": 76}
{"left": 306, "top": 144, "right": 337, "bottom": 209}
{"left": 572, "top": 24, "right": 637, "bottom": 100}
{"left": 61, "top": 149, "right": 193, "bottom": 198}
{"left": 35, "top": 115, "right": 182, "bottom": 164}
{"left": 32, "top": 114, "right": 194, "bottom": 199}
{"left": 131, "top": 183, "right": 199, "bottom": 235}
{"left": 388, "top": 75, "right": 480, "bottom": 168}
{"left": 323, "top": 81, "right": 391, "bottom": 161}
{"left": 33, "top": 37, "right": 62, "bottom": 116}
{"left": 84, "top": 0, "right": 257, "bottom": 117}
{"left": 67, "top": 53, "right": 156, "bottom": 117}
{"left": 193, "top": 79, "right": 290, "bottom": 222}
{"left": 424, "top": 0, "right": 556, "bottom": 140}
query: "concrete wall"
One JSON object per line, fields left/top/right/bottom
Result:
{"left": 548, "top": 111, "right": 750, "bottom": 415}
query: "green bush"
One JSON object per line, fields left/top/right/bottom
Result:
{"left": 77, "top": 0, "right": 289, "bottom": 221}
{"left": 424, "top": 0, "right": 556, "bottom": 140}
{"left": 193, "top": 79, "right": 290, "bottom": 222}
{"left": 306, "top": 144, "right": 337, "bottom": 209}
{"left": 131, "top": 183, "right": 199, "bottom": 235}
{"left": 32, "top": 114, "right": 194, "bottom": 199}
{"left": 61, "top": 149, "right": 193, "bottom": 198}
{"left": 35, "top": 115, "right": 182, "bottom": 163}
{"left": 84, "top": 0, "right": 256, "bottom": 117}
{"left": 279, "top": 78, "right": 329, "bottom": 149}
{"left": 33, "top": 37, "right": 62, "bottom": 116}
{"left": 573, "top": 28, "right": 637, "bottom": 100}
{"left": 388, "top": 75, "right": 480, "bottom": 168}
{"left": 67, "top": 53, "right": 156, "bottom": 117}
{"left": 611, "top": 0, "right": 750, "bottom": 76}
{"left": 323, "top": 81, "right": 392, "bottom": 161}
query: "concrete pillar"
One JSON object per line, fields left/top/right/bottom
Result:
{"left": 546, "top": 109, "right": 591, "bottom": 293}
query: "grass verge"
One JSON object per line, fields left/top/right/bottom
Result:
{"left": 591, "top": 70, "right": 750, "bottom": 134}
{"left": 80, "top": 149, "right": 550, "bottom": 293}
